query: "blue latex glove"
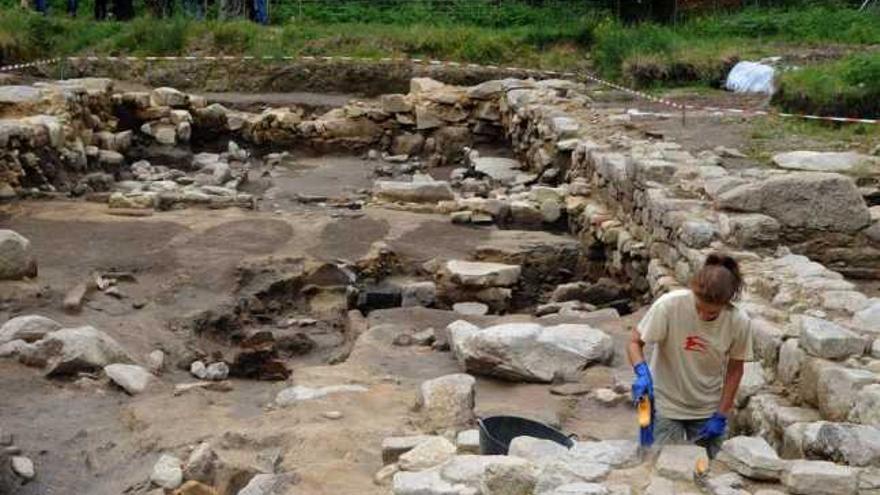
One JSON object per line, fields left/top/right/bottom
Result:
{"left": 697, "top": 412, "right": 728, "bottom": 440}
{"left": 631, "top": 362, "right": 654, "bottom": 405}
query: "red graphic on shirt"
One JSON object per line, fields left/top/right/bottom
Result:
{"left": 683, "top": 335, "right": 708, "bottom": 352}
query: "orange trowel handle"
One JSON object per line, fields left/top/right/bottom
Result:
{"left": 638, "top": 396, "right": 651, "bottom": 428}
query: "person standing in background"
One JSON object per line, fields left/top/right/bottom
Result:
{"left": 183, "top": 0, "right": 205, "bottom": 20}
{"left": 68, "top": 0, "right": 78, "bottom": 16}
{"left": 254, "top": 0, "right": 268, "bottom": 24}
{"left": 114, "top": 0, "right": 135, "bottom": 20}
{"left": 34, "top": 0, "right": 48, "bottom": 15}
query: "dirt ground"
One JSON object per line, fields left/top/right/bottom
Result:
{"left": 0, "top": 147, "right": 643, "bottom": 494}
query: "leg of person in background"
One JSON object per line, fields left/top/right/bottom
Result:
{"left": 113, "top": 0, "right": 134, "bottom": 21}
{"left": 35, "top": 0, "right": 48, "bottom": 15}
{"left": 245, "top": 0, "right": 254, "bottom": 22}
{"left": 254, "top": 0, "right": 268, "bottom": 24}
{"left": 95, "top": 0, "right": 107, "bottom": 20}
{"left": 68, "top": 0, "right": 78, "bottom": 17}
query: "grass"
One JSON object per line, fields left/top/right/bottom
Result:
{"left": 774, "top": 52, "right": 880, "bottom": 118}
{"left": 590, "top": 5, "right": 880, "bottom": 88}
{"left": 747, "top": 115, "right": 880, "bottom": 162}
{"left": 0, "top": 6, "right": 596, "bottom": 68}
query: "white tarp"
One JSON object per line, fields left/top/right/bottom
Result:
{"left": 725, "top": 61, "right": 776, "bottom": 95}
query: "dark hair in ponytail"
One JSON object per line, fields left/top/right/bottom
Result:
{"left": 690, "top": 252, "right": 743, "bottom": 305}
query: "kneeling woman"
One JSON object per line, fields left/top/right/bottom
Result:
{"left": 627, "top": 253, "right": 753, "bottom": 457}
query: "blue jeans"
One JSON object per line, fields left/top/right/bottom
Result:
{"left": 654, "top": 414, "right": 724, "bottom": 459}
{"left": 35, "top": 0, "right": 48, "bottom": 13}
{"left": 253, "top": 0, "right": 268, "bottom": 24}
{"left": 67, "top": 0, "right": 77, "bottom": 15}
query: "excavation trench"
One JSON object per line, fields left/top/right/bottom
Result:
{"left": 1, "top": 73, "right": 878, "bottom": 495}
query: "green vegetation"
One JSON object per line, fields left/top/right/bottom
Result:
{"left": 748, "top": 115, "right": 880, "bottom": 162}
{"left": 591, "top": 6, "right": 880, "bottom": 88}
{"left": 1, "top": 1, "right": 880, "bottom": 117}
{"left": 775, "top": 52, "right": 880, "bottom": 118}
{"left": 0, "top": 4, "right": 596, "bottom": 68}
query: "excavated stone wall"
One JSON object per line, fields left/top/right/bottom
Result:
{"left": 51, "top": 58, "right": 549, "bottom": 95}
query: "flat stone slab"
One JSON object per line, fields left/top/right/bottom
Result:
{"left": 452, "top": 302, "right": 489, "bottom": 316}
{"left": 782, "top": 460, "right": 858, "bottom": 495}
{"left": 773, "top": 151, "right": 879, "bottom": 175}
{"left": 473, "top": 157, "right": 521, "bottom": 184}
{"left": 441, "top": 260, "right": 521, "bottom": 288}
{"left": 0, "top": 86, "right": 42, "bottom": 104}
{"left": 375, "top": 180, "right": 454, "bottom": 203}
{"left": 275, "top": 384, "right": 367, "bottom": 406}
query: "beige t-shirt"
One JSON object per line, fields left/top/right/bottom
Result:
{"left": 637, "top": 289, "right": 753, "bottom": 420}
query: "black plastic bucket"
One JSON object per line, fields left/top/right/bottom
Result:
{"left": 477, "top": 415, "right": 575, "bottom": 455}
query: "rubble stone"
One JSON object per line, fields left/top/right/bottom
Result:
{"left": 151, "top": 454, "right": 183, "bottom": 490}
{"left": 417, "top": 373, "right": 476, "bottom": 432}
{"left": 104, "top": 363, "right": 152, "bottom": 395}
{"left": 816, "top": 365, "right": 876, "bottom": 421}
{"left": 655, "top": 445, "right": 708, "bottom": 481}
{"left": 38, "top": 326, "right": 132, "bottom": 376}
{"left": 383, "top": 436, "right": 437, "bottom": 465}
{"left": 0, "top": 315, "right": 61, "bottom": 344}
{"left": 399, "top": 437, "right": 457, "bottom": 472}
{"left": 0, "top": 230, "right": 37, "bottom": 280}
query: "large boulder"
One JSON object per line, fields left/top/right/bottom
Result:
{"left": 718, "top": 436, "right": 785, "bottom": 481}
{"left": 798, "top": 316, "right": 865, "bottom": 360}
{"left": 716, "top": 172, "right": 871, "bottom": 232}
{"left": 454, "top": 323, "right": 613, "bottom": 382}
{"left": 0, "top": 315, "right": 61, "bottom": 344}
{"left": 36, "top": 326, "right": 132, "bottom": 376}
{"left": 0, "top": 230, "right": 37, "bottom": 280}
{"left": 800, "top": 421, "right": 880, "bottom": 467}
{"left": 417, "top": 373, "right": 476, "bottom": 433}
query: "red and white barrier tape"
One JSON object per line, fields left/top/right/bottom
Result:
{"left": 0, "top": 58, "right": 62, "bottom": 73}
{"left": 4, "top": 55, "right": 877, "bottom": 125}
